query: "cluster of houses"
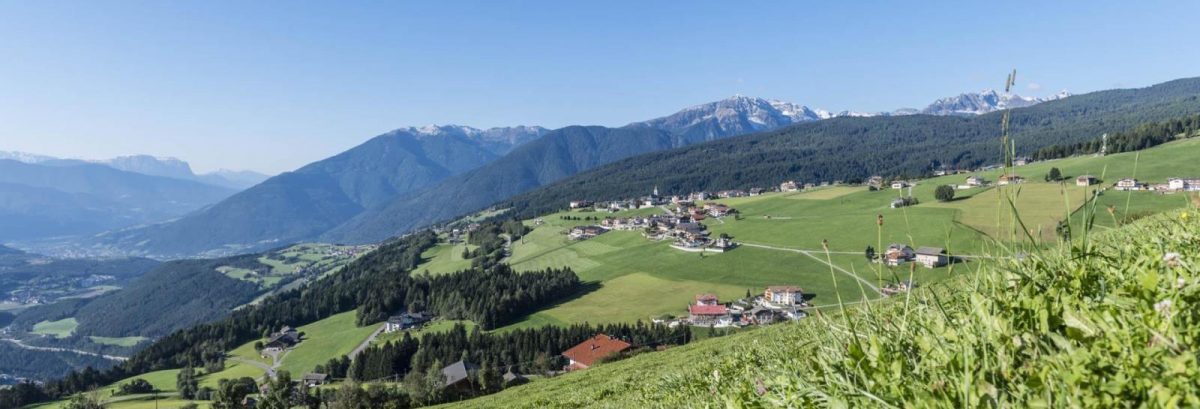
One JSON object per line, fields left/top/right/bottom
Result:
{"left": 570, "top": 186, "right": 754, "bottom": 214}
{"left": 568, "top": 201, "right": 739, "bottom": 252}
{"left": 1115, "top": 177, "right": 1200, "bottom": 192}
{"left": 672, "top": 286, "right": 809, "bottom": 328}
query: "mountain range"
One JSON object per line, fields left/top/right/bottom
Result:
{"left": 0, "top": 152, "right": 270, "bottom": 190}
{"left": 0, "top": 160, "right": 238, "bottom": 242}
{"left": 28, "top": 88, "right": 1079, "bottom": 257}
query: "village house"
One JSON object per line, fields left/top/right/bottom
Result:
{"left": 569, "top": 225, "right": 606, "bottom": 240}
{"left": 1013, "top": 156, "right": 1031, "bottom": 166}
{"left": 997, "top": 174, "right": 1024, "bottom": 185}
{"left": 568, "top": 200, "right": 593, "bottom": 209}
{"left": 711, "top": 236, "right": 736, "bottom": 252}
{"left": 690, "top": 191, "right": 711, "bottom": 201}
{"left": 884, "top": 244, "right": 916, "bottom": 266}
{"left": 749, "top": 188, "right": 764, "bottom": 196}
{"left": 914, "top": 247, "right": 948, "bottom": 268}
{"left": 1115, "top": 178, "right": 1142, "bottom": 191}
{"left": 704, "top": 203, "right": 733, "bottom": 217}
{"left": 383, "top": 312, "right": 430, "bottom": 333}
{"left": 764, "top": 286, "right": 804, "bottom": 306}
{"left": 779, "top": 181, "right": 800, "bottom": 192}
{"left": 688, "top": 294, "right": 732, "bottom": 326}
{"left": 717, "top": 189, "right": 747, "bottom": 198}
{"left": 891, "top": 180, "right": 909, "bottom": 190}
{"left": 673, "top": 223, "right": 708, "bottom": 241}
{"left": 562, "top": 334, "right": 632, "bottom": 371}
{"left": 1167, "top": 178, "right": 1200, "bottom": 191}
{"left": 1076, "top": 175, "right": 1097, "bottom": 186}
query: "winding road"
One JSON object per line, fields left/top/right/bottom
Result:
{"left": 1, "top": 337, "right": 128, "bottom": 361}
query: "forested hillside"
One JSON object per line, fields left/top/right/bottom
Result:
{"left": 321, "top": 126, "right": 683, "bottom": 243}
{"left": 498, "top": 78, "right": 1200, "bottom": 220}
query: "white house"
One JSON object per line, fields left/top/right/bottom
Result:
{"left": 764, "top": 286, "right": 804, "bottom": 305}
{"left": 914, "top": 247, "right": 947, "bottom": 268}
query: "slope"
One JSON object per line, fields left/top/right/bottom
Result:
{"left": 442, "top": 210, "right": 1200, "bottom": 408}
{"left": 92, "top": 129, "right": 511, "bottom": 257}
{"left": 0, "top": 160, "right": 236, "bottom": 241}
{"left": 321, "top": 126, "right": 685, "bottom": 243}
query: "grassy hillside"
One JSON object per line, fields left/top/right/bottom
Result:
{"left": 444, "top": 209, "right": 1200, "bottom": 407}
{"left": 413, "top": 138, "right": 1200, "bottom": 332}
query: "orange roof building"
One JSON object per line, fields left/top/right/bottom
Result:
{"left": 561, "top": 334, "right": 632, "bottom": 371}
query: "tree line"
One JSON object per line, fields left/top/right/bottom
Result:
{"left": 1032, "top": 113, "right": 1200, "bottom": 160}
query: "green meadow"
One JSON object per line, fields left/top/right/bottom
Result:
{"left": 31, "top": 318, "right": 77, "bottom": 338}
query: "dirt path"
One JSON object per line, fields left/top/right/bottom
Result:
{"left": 737, "top": 242, "right": 882, "bottom": 294}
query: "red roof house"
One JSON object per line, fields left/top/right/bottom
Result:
{"left": 561, "top": 334, "right": 632, "bottom": 371}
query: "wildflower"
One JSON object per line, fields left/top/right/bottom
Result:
{"left": 1163, "top": 252, "right": 1182, "bottom": 268}
{"left": 1155, "top": 299, "right": 1172, "bottom": 318}
{"left": 1183, "top": 212, "right": 1190, "bottom": 221}
{"left": 1178, "top": 277, "right": 1187, "bottom": 289}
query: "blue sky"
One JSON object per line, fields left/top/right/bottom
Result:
{"left": 1, "top": 1, "right": 1197, "bottom": 174}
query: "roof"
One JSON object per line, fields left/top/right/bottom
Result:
{"left": 502, "top": 371, "right": 525, "bottom": 382}
{"left": 915, "top": 247, "right": 945, "bottom": 256}
{"left": 766, "top": 285, "right": 803, "bottom": 294}
{"left": 688, "top": 304, "right": 729, "bottom": 316}
{"left": 561, "top": 334, "right": 632, "bottom": 368}
{"left": 302, "top": 373, "right": 328, "bottom": 382}
{"left": 442, "top": 360, "right": 481, "bottom": 387}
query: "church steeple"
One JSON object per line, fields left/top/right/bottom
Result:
{"left": 653, "top": 185, "right": 659, "bottom": 197}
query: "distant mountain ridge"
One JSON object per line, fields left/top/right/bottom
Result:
{"left": 0, "top": 151, "right": 269, "bottom": 190}
{"left": 921, "top": 89, "right": 1072, "bottom": 116}
{"left": 0, "top": 160, "right": 236, "bottom": 242}
{"left": 87, "top": 125, "right": 546, "bottom": 257}
{"left": 68, "top": 85, "right": 1089, "bottom": 256}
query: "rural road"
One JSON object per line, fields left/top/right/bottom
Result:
{"left": 1, "top": 337, "right": 128, "bottom": 361}
{"left": 230, "top": 356, "right": 276, "bottom": 380}
{"left": 348, "top": 324, "right": 386, "bottom": 360}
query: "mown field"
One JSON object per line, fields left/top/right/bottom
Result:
{"left": 417, "top": 138, "right": 1200, "bottom": 332}
{"left": 441, "top": 210, "right": 1200, "bottom": 408}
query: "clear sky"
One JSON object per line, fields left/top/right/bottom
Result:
{"left": 2, "top": 1, "right": 1197, "bottom": 174}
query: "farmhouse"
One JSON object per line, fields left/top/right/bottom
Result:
{"left": 1115, "top": 178, "right": 1143, "bottom": 191}
{"left": 884, "top": 244, "right": 916, "bottom": 266}
{"left": 716, "top": 190, "right": 747, "bottom": 198}
{"left": 780, "top": 181, "right": 800, "bottom": 192}
{"left": 441, "top": 360, "right": 481, "bottom": 392}
{"left": 1076, "top": 175, "right": 1097, "bottom": 186}
{"left": 301, "top": 373, "right": 328, "bottom": 387}
{"left": 562, "top": 334, "right": 632, "bottom": 371}
{"left": 569, "top": 225, "right": 606, "bottom": 240}
{"left": 764, "top": 285, "right": 804, "bottom": 305}
{"left": 882, "top": 280, "right": 918, "bottom": 296}
{"left": 384, "top": 312, "right": 430, "bottom": 333}
{"left": 891, "top": 180, "right": 909, "bottom": 189}
{"left": 966, "top": 175, "right": 987, "bottom": 187}
{"left": 1013, "top": 156, "right": 1031, "bottom": 166}
{"left": 997, "top": 174, "right": 1024, "bottom": 185}
{"left": 568, "top": 200, "right": 592, "bottom": 209}
{"left": 914, "top": 247, "right": 948, "bottom": 268}
{"left": 711, "top": 236, "right": 736, "bottom": 252}
{"left": 264, "top": 326, "right": 300, "bottom": 350}
{"left": 867, "top": 176, "right": 884, "bottom": 189}
{"left": 749, "top": 188, "right": 764, "bottom": 196}
{"left": 688, "top": 295, "right": 732, "bottom": 326}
